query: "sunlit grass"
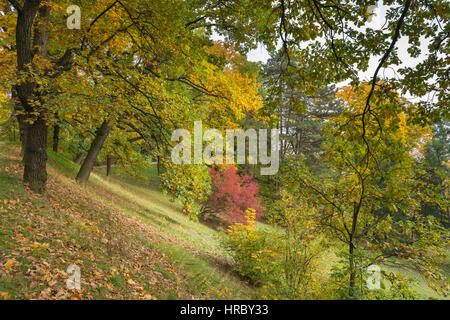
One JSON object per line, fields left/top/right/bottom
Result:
{"left": 89, "top": 170, "right": 227, "bottom": 256}
{"left": 46, "top": 152, "right": 255, "bottom": 299}
{"left": 2, "top": 141, "right": 446, "bottom": 300}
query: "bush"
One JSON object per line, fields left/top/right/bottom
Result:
{"left": 223, "top": 209, "right": 276, "bottom": 284}
{"left": 329, "top": 251, "right": 419, "bottom": 300}
{"left": 209, "top": 165, "right": 263, "bottom": 224}
{"left": 161, "top": 162, "right": 211, "bottom": 220}
{"left": 264, "top": 190, "right": 330, "bottom": 299}
{"left": 223, "top": 190, "right": 333, "bottom": 299}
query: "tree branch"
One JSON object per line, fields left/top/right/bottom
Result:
{"left": 8, "top": 0, "right": 22, "bottom": 13}
{"left": 362, "top": 0, "right": 412, "bottom": 155}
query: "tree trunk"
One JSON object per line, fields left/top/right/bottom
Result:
{"left": 23, "top": 116, "right": 48, "bottom": 192}
{"left": 17, "top": 113, "right": 28, "bottom": 158}
{"left": 12, "top": 89, "right": 27, "bottom": 158}
{"left": 76, "top": 121, "right": 112, "bottom": 186}
{"left": 74, "top": 152, "right": 85, "bottom": 165}
{"left": 348, "top": 201, "right": 361, "bottom": 298}
{"left": 157, "top": 156, "right": 160, "bottom": 176}
{"left": 106, "top": 155, "right": 112, "bottom": 176}
{"left": 348, "top": 241, "right": 356, "bottom": 298}
{"left": 15, "top": 1, "right": 50, "bottom": 193}
{"left": 74, "top": 136, "right": 86, "bottom": 164}
{"left": 52, "top": 123, "right": 60, "bottom": 153}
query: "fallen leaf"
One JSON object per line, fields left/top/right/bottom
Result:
{"left": 4, "top": 259, "right": 15, "bottom": 270}
{"left": 0, "top": 292, "right": 10, "bottom": 300}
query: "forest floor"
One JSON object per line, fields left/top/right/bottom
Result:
{"left": 0, "top": 139, "right": 447, "bottom": 300}
{"left": 0, "top": 141, "right": 253, "bottom": 299}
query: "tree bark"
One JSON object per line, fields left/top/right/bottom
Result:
{"left": 11, "top": 89, "right": 27, "bottom": 157}
{"left": 106, "top": 155, "right": 112, "bottom": 176}
{"left": 15, "top": 1, "right": 50, "bottom": 193}
{"left": 17, "top": 111, "right": 28, "bottom": 158}
{"left": 157, "top": 155, "right": 160, "bottom": 176}
{"left": 52, "top": 123, "right": 60, "bottom": 153}
{"left": 23, "top": 116, "right": 48, "bottom": 192}
{"left": 348, "top": 240, "right": 356, "bottom": 298}
{"left": 76, "top": 121, "right": 112, "bottom": 186}
{"left": 74, "top": 152, "right": 85, "bottom": 165}
{"left": 348, "top": 200, "right": 361, "bottom": 298}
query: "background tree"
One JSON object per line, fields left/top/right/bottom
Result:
{"left": 289, "top": 84, "right": 448, "bottom": 297}
{"left": 419, "top": 121, "right": 449, "bottom": 227}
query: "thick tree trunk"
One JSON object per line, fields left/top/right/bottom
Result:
{"left": 23, "top": 116, "right": 48, "bottom": 192}
{"left": 14, "top": 1, "right": 50, "bottom": 193}
{"left": 106, "top": 155, "right": 112, "bottom": 176}
{"left": 13, "top": 2, "right": 72, "bottom": 193}
{"left": 52, "top": 123, "right": 60, "bottom": 153}
{"left": 76, "top": 121, "right": 112, "bottom": 186}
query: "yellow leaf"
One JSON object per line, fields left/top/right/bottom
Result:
{"left": 70, "top": 293, "right": 82, "bottom": 300}
{"left": 143, "top": 292, "right": 153, "bottom": 300}
{"left": 4, "top": 259, "right": 15, "bottom": 270}
{"left": 0, "top": 292, "right": 10, "bottom": 300}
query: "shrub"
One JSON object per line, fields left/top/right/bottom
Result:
{"left": 209, "top": 165, "right": 263, "bottom": 224}
{"left": 161, "top": 162, "right": 211, "bottom": 220}
{"left": 223, "top": 209, "right": 276, "bottom": 284}
{"left": 223, "top": 206, "right": 328, "bottom": 298}
{"left": 263, "top": 190, "right": 329, "bottom": 299}
{"left": 330, "top": 251, "right": 419, "bottom": 300}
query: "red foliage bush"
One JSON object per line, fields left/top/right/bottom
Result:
{"left": 208, "top": 165, "right": 263, "bottom": 224}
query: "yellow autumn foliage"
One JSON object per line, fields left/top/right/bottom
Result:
{"left": 224, "top": 208, "right": 276, "bottom": 284}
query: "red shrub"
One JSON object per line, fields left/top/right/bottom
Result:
{"left": 208, "top": 165, "right": 263, "bottom": 224}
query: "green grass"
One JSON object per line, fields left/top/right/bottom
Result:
{"left": 52, "top": 152, "right": 449, "bottom": 300}
{"left": 380, "top": 259, "right": 447, "bottom": 300}
{"left": 0, "top": 142, "right": 254, "bottom": 299}
{"left": 90, "top": 166, "right": 229, "bottom": 257}
{"left": 47, "top": 149, "right": 255, "bottom": 299}
{"left": 49, "top": 151, "right": 224, "bottom": 257}
{"left": 1, "top": 140, "right": 447, "bottom": 300}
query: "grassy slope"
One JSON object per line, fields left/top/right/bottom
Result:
{"left": 0, "top": 140, "right": 447, "bottom": 300}
{"left": 0, "top": 142, "right": 254, "bottom": 299}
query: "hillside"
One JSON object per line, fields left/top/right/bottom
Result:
{"left": 0, "top": 140, "right": 447, "bottom": 300}
{"left": 0, "top": 141, "right": 253, "bottom": 300}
